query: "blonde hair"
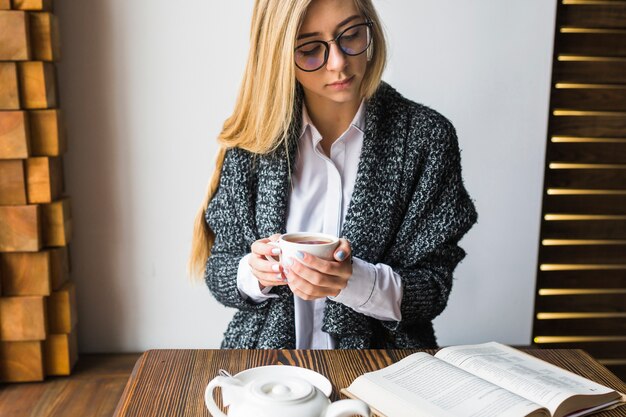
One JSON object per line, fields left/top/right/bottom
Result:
{"left": 188, "top": 0, "right": 387, "bottom": 279}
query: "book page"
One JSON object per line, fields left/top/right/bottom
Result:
{"left": 345, "top": 352, "right": 548, "bottom": 417}
{"left": 435, "top": 342, "right": 618, "bottom": 417}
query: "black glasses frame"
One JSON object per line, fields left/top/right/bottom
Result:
{"left": 294, "top": 21, "right": 374, "bottom": 72}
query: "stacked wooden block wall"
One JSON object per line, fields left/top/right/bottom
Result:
{"left": 0, "top": 0, "right": 77, "bottom": 382}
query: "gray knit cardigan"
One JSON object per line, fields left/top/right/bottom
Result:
{"left": 204, "top": 82, "right": 477, "bottom": 349}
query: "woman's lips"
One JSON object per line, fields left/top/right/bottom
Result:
{"left": 327, "top": 75, "right": 354, "bottom": 90}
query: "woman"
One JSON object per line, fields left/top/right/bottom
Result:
{"left": 189, "top": 0, "right": 477, "bottom": 349}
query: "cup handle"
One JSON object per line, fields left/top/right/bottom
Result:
{"left": 204, "top": 376, "right": 232, "bottom": 417}
{"left": 264, "top": 241, "right": 280, "bottom": 263}
{"left": 325, "top": 399, "right": 371, "bottom": 417}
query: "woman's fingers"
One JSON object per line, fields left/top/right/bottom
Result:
{"left": 286, "top": 269, "right": 339, "bottom": 300}
{"left": 333, "top": 238, "right": 352, "bottom": 262}
{"left": 249, "top": 254, "right": 285, "bottom": 283}
{"left": 251, "top": 234, "right": 282, "bottom": 257}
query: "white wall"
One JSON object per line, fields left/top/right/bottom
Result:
{"left": 55, "top": 0, "right": 556, "bottom": 352}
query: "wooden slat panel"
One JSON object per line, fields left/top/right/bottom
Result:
{"left": 0, "top": 111, "right": 30, "bottom": 159}
{"left": 0, "top": 341, "right": 44, "bottom": 382}
{"left": 534, "top": 318, "right": 626, "bottom": 335}
{"left": 552, "top": 88, "right": 626, "bottom": 111}
{"left": 551, "top": 115, "right": 626, "bottom": 136}
{"left": 538, "top": 270, "right": 626, "bottom": 288}
{"left": 535, "top": 293, "right": 626, "bottom": 312}
{"left": 12, "top": 0, "right": 53, "bottom": 10}
{"left": 546, "top": 168, "right": 626, "bottom": 189}
{"left": 17, "top": 61, "right": 57, "bottom": 109}
{"left": 0, "top": 0, "right": 10, "bottom": 9}
{"left": 544, "top": 194, "right": 626, "bottom": 214}
{"left": 29, "top": 109, "right": 66, "bottom": 156}
{"left": 531, "top": 341, "right": 626, "bottom": 360}
{"left": 0, "top": 296, "right": 47, "bottom": 341}
{"left": 0, "top": 62, "right": 20, "bottom": 110}
{"left": 0, "top": 11, "right": 30, "bottom": 61}
{"left": 48, "top": 281, "right": 77, "bottom": 334}
{"left": 549, "top": 141, "right": 626, "bottom": 164}
{"left": 542, "top": 219, "right": 626, "bottom": 239}
{"left": 559, "top": 31, "right": 626, "bottom": 56}
{"left": 0, "top": 205, "right": 41, "bottom": 252}
{"left": 29, "top": 12, "right": 60, "bottom": 62}
{"left": 559, "top": 4, "right": 626, "bottom": 28}
{"left": 554, "top": 60, "right": 626, "bottom": 84}
{"left": 44, "top": 327, "right": 78, "bottom": 376}
{"left": 42, "top": 197, "right": 71, "bottom": 247}
{"left": 0, "top": 250, "right": 52, "bottom": 296}
{"left": 26, "top": 156, "right": 63, "bottom": 203}
{"left": 540, "top": 244, "right": 626, "bottom": 263}
{"left": 0, "top": 159, "right": 27, "bottom": 205}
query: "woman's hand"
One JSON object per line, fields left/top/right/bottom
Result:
{"left": 249, "top": 234, "right": 288, "bottom": 290}
{"left": 283, "top": 238, "right": 353, "bottom": 300}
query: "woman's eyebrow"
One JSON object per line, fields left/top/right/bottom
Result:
{"left": 297, "top": 15, "right": 361, "bottom": 41}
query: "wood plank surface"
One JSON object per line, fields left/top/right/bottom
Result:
{"left": 0, "top": 353, "right": 141, "bottom": 417}
{"left": 0, "top": 0, "right": 11, "bottom": 9}
{"left": 29, "top": 12, "right": 60, "bottom": 62}
{"left": 0, "top": 296, "right": 47, "bottom": 341}
{"left": 551, "top": 115, "right": 626, "bottom": 137}
{"left": 535, "top": 293, "right": 626, "bottom": 313}
{"left": 543, "top": 194, "right": 626, "bottom": 215}
{"left": 0, "top": 10, "right": 31, "bottom": 60}
{"left": 0, "top": 159, "right": 27, "bottom": 205}
{"left": 559, "top": 31, "right": 626, "bottom": 56}
{"left": 18, "top": 61, "right": 57, "bottom": 109}
{"left": 0, "top": 111, "right": 30, "bottom": 159}
{"left": 534, "top": 317, "right": 626, "bottom": 336}
{"left": 12, "top": 0, "right": 53, "bottom": 10}
{"left": 47, "top": 281, "right": 77, "bottom": 334}
{"left": 29, "top": 109, "right": 66, "bottom": 156}
{"left": 0, "top": 250, "right": 52, "bottom": 296}
{"left": 113, "top": 349, "right": 626, "bottom": 417}
{"left": 0, "top": 341, "right": 44, "bottom": 382}
{"left": 558, "top": 4, "right": 626, "bottom": 28}
{"left": 542, "top": 218, "right": 626, "bottom": 239}
{"left": 41, "top": 197, "right": 71, "bottom": 247}
{"left": 546, "top": 168, "right": 626, "bottom": 189}
{"left": 539, "top": 244, "right": 626, "bottom": 263}
{"left": 0, "top": 62, "right": 21, "bottom": 110}
{"left": 26, "top": 156, "right": 63, "bottom": 203}
{"left": 538, "top": 269, "right": 626, "bottom": 289}
{"left": 555, "top": 60, "right": 626, "bottom": 84}
{"left": 0, "top": 204, "right": 41, "bottom": 252}
{"left": 44, "top": 327, "right": 78, "bottom": 376}
{"left": 552, "top": 88, "right": 626, "bottom": 112}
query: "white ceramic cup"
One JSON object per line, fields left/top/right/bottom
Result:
{"left": 266, "top": 232, "right": 340, "bottom": 265}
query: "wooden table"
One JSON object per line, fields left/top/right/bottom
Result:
{"left": 113, "top": 349, "right": 626, "bottom": 417}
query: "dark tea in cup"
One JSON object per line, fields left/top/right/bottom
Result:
{"left": 284, "top": 236, "right": 333, "bottom": 245}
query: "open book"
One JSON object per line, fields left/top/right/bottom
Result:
{"left": 341, "top": 342, "right": 625, "bottom": 417}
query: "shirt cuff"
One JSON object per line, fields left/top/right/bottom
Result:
{"left": 237, "top": 254, "right": 279, "bottom": 303}
{"left": 328, "top": 256, "right": 376, "bottom": 308}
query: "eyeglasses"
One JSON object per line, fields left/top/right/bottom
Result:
{"left": 294, "top": 21, "right": 373, "bottom": 72}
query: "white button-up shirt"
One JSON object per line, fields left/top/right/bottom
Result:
{"left": 237, "top": 101, "right": 403, "bottom": 349}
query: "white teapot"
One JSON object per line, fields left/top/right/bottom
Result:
{"left": 205, "top": 370, "right": 371, "bottom": 417}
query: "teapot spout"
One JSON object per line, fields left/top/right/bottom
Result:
{"left": 324, "top": 399, "right": 371, "bottom": 417}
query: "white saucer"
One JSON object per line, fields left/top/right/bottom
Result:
{"left": 220, "top": 365, "right": 332, "bottom": 406}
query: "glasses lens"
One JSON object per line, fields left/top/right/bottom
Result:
{"left": 295, "top": 42, "right": 327, "bottom": 71}
{"left": 338, "top": 24, "right": 371, "bottom": 56}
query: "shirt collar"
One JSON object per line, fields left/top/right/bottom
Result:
{"left": 300, "top": 99, "right": 367, "bottom": 139}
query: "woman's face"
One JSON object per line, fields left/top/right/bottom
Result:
{"left": 295, "top": 0, "right": 368, "bottom": 108}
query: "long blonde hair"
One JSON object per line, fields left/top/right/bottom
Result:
{"left": 188, "top": 0, "right": 387, "bottom": 279}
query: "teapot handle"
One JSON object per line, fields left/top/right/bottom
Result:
{"left": 204, "top": 375, "right": 237, "bottom": 417}
{"left": 325, "top": 399, "right": 371, "bottom": 417}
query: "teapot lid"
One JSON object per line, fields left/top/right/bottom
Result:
{"left": 250, "top": 376, "right": 315, "bottom": 403}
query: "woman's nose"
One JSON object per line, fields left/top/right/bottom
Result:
{"left": 325, "top": 42, "right": 347, "bottom": 72}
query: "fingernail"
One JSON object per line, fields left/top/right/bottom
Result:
{"left": 336, "top": 250, "right": 346, "bottom": 261}
{"left": 296, "top": 251, "right": 304, "bottom": 260}
{"left": 284, "top": 258, "right": 294, "bottom": 267}
{"left": 276, "top": 274, "right": 283, "bottom": 280}
{"left": 271, "top": 264, "right": 280, "bottom": 272}
{"left": 271, "top": 248, "right": 281, "bottom": 255}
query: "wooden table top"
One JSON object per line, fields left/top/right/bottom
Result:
{"left": 113, "top": 349, "right": 626, "bottom": 417}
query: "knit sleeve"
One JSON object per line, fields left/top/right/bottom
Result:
{"left": 382, "top": 116, "right": 477, "bottom": 332}
{"left": 203, "top": 148, "right": 271, "bottom": 311}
